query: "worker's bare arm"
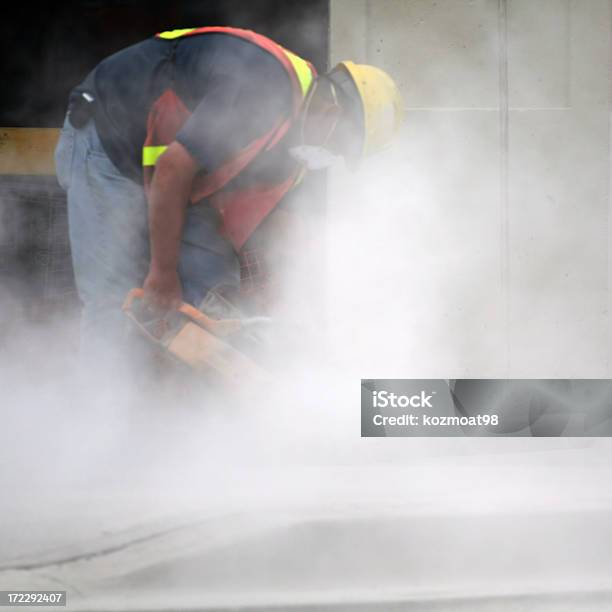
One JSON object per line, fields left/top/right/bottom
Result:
{"left": 143, "top": 141, "right": 199, "bottom": 310}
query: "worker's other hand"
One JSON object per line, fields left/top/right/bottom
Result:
{"left": 142, "top": 268, "right": 183, "bottom": 313}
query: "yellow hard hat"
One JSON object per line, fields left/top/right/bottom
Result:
{"left": 331, "top": 61, "right": 404, "bottom": 158}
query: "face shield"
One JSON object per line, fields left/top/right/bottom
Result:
{"left": 289, "top": 76, "right": 342, "bottom": 170}
{"left": 289, "top": 72, "right": 364, "bottom": 170}
{"left": 325, "top": 66, "right": 365, "bottom": 165}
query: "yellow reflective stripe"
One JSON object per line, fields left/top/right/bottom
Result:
{"left": 142, "top": 145, "right": 168, "bottom": 166}
{"left": 283, "top": 49, "right": 314, "bottom": 98}
{"left": 157, "top": 28, "right": 197, "bottom": 40}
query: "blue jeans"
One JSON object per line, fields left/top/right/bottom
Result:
{"left": 54, "top": 117, "right": 239, "bottom": 362}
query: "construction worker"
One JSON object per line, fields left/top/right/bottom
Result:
{"left": 54, "top": 27, "right": 403, "bottom": 363}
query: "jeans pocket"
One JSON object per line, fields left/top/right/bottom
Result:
{"left": 54, "top": 127, "right": 75, "bottom": 190}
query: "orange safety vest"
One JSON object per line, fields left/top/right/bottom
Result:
{"left": 142, "top": 26, "right": 316, "bottom": 251}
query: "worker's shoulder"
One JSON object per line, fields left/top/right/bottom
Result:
{"left": 94, "top": 36, "right": 170, "bottom": 75}
{"left": 176, "top": 32, "right": 291, "bottom": 80}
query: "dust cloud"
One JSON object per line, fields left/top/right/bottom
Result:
{"left": 1, "top": 2, "right": 612, "bottom": 609}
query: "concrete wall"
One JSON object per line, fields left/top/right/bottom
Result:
{"left": 327, "top": 0, "right": 611, "bottom": 377}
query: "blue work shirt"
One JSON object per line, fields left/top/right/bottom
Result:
{"left": 75, "top": 32, "right": 293, "bottom": 183}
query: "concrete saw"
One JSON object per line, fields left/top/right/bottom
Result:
{"left": 122, "top": 288, "right": 270, "bottom": 385}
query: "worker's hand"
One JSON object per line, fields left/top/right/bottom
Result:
{"left": 142, "top": 267, "right": 183, "bottom": 314}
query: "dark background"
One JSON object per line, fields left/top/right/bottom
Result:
{"left": 0, "top": 0, "right": 329, "bottom": 127}
{"left": 0, "top": 0, "right": 329, "bottom": 332}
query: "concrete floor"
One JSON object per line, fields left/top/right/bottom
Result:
{"left": 0, "top": 327, "right": 610, "bottom": 610}
{"left": 2, "top": 445, "right": 611, "bottom": 611}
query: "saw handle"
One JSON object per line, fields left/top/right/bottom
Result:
{"left": 122, "top": 288, "right": 242, "bottom": 337}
